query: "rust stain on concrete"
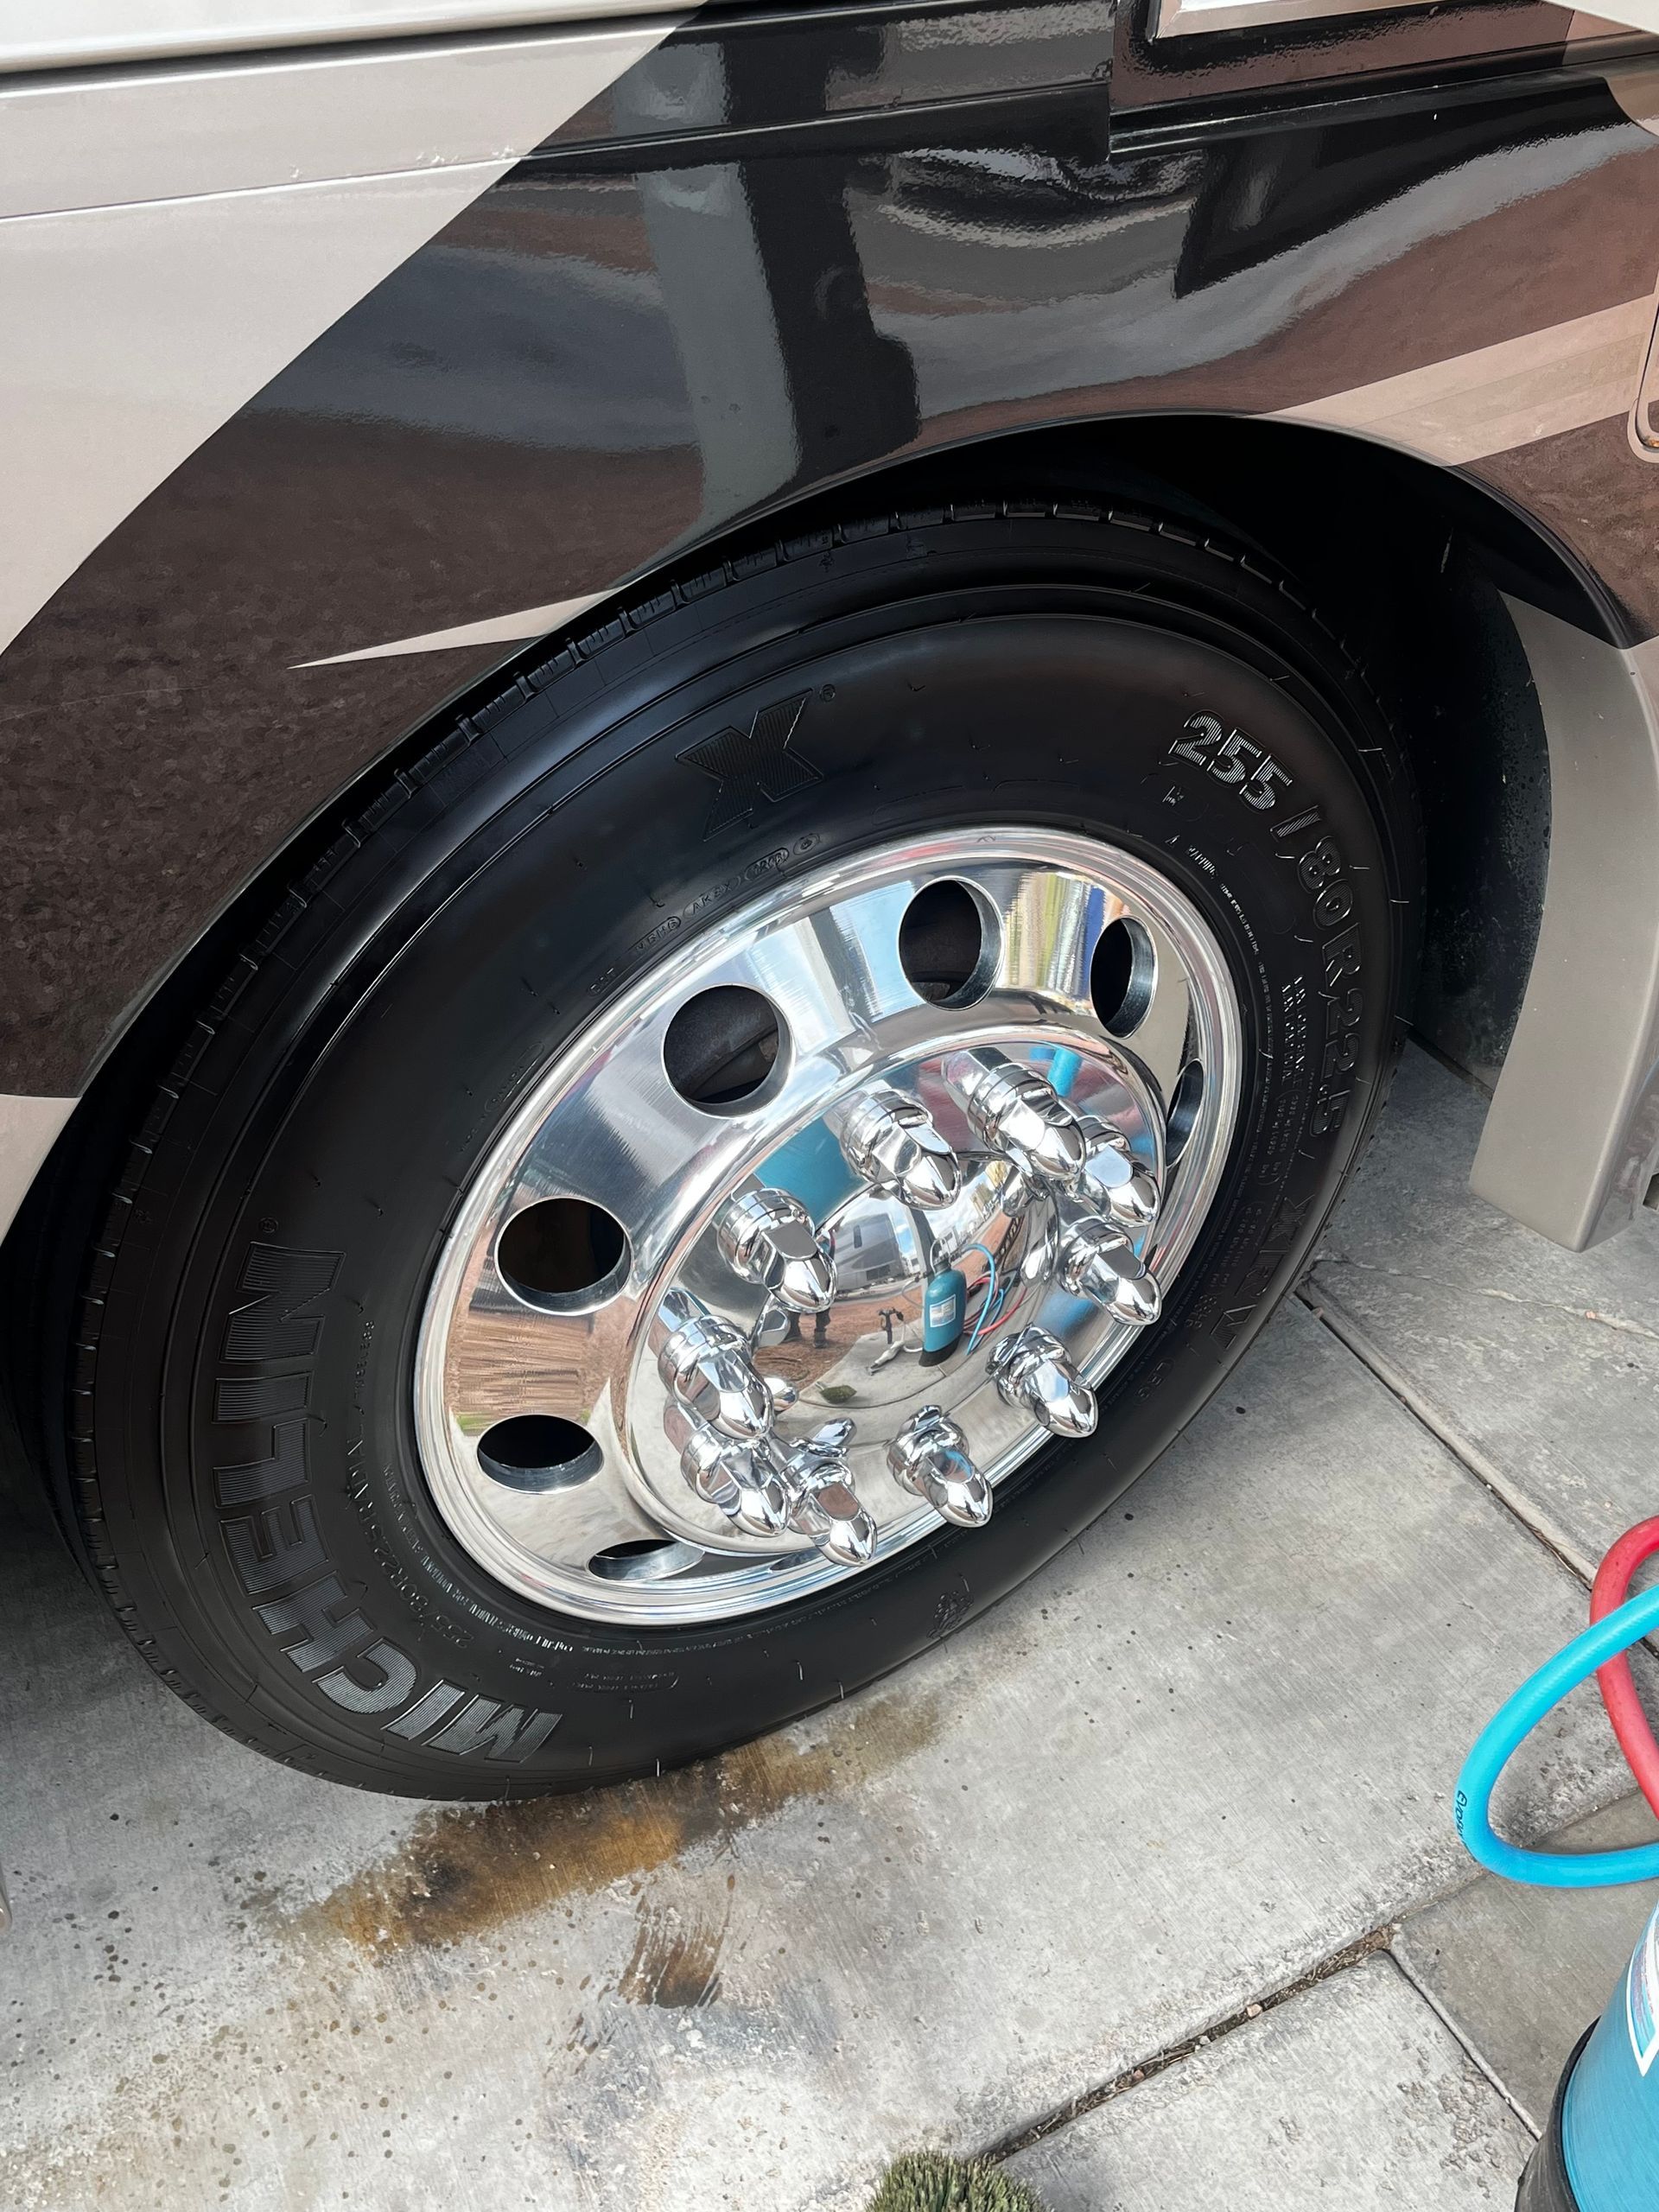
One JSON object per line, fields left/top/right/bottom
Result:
{"left": 298, "top": 1685, "right": 945, "bottom": 1957}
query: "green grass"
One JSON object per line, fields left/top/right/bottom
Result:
{"left": 865, "top": 2154, "right": 1047, "bottom": 2212}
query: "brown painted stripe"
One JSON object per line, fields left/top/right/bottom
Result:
{"left": 1272, "top": 294, "right": 1657, "bottom": 462}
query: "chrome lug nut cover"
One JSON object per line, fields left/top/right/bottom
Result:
{"left": 888, "top": 1405, "right": 991, "bottom": 1529}
{"left": 836, "top": 1084, "right": 963, "bottom": 1210}
{"left": 785, "top": 1422, "right": 877, "bottom": 1566}
{"left": 415, "top": 828, "right": 1240, "bottom": 1624}
{"left": 717, "top": 1185, "right": 836, "bottom": 1313}
{"left": 945, "top": 1051, "right": 1090, "bottom": 1190}
{"left": 990, "top": 1326, "right": 1099, "bottom": 1439}
{"left": 1058, "top": 1213, "right": 1163, "bottom": 1327}
{"left": 653, "top": 1291, "right": 775, "bottom": 1442}
{"left": 1079, "top": 1117, "right": 1163, "bottom": 1230}
{"left": 668, "top": 1409, "right": 792, "bottom": 1536}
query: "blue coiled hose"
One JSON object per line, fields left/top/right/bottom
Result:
{"left": 1454, "top": 1582, "right": 1659, "bottom": 1889}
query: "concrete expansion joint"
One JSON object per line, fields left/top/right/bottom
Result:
{"left": 980, "top": 1924, "right": 1399, "bottom": 2169}
{"left": 1390, "top": 1942, "right": 1542, "bottom": 2139}
{"left": 1315, "top": 1247, "right": 1659, "bottom": 1345}
{"left": 1295, "top": 1286, "right": 1605, "bottom": 1594}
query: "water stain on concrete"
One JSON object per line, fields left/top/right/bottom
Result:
{"left": 297, "top": 1683, "right": 946, "bottom": 1957}
{"left": 7, "top": 1697, "right": 944, "bottom": 2204}
{"left": 616, "top": 1896, "right": 729, "bottom": 2009}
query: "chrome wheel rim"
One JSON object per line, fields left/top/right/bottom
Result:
{"left": 414, "top": 828, "right": 1242, "bottom": 1624}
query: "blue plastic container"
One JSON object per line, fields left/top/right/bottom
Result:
{"left": 1519, "top": 1901, "right": 1659, "bottom": 2209}
{"left": 1456, "top": 1580, "right": 1659, "bottom": 2208}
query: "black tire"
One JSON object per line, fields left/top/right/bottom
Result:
{"left": 64, "top": 499, "right": 1421, "bottom": 1797}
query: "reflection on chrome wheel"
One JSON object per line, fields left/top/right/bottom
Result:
{"left": 416, "top": 829, "right": 1241, "bottom": 1624}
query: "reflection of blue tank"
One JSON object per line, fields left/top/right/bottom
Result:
{"left": 1040, "top": 1046, "right": 1082, "bottom": 1096}
{"left": 760, "top": 1118, "right": 861, "bottom": 1222}
{"left": 921, "top": 1266, "right": 965, "bottom": 1363}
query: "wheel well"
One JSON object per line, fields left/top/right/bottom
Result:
{"left": 0, "top": 410, "right": 1588, "bottom": 1485}
{"left": 1109, "top": 415, "right": 1561, "bottom": 1093}
{"left": 85, "top": 410, "right": 1599, "bottom": 1133}
{"left": 727, "top": 412, "right": 1576, "bottom": 1094}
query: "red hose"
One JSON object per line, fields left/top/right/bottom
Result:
{"left": 1591, "top": 1515, "right": 1659, "bottom": 1821}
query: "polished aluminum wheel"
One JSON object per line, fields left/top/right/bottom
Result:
{"left": 414, "top": 829, "right": 1242, "bottom": 1624}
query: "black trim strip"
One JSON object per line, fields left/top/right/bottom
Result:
{"left": 516, "top": 80, "right": 1111, "bottom": 173}
{"left": 1113, "top": 41, "right": 1656, "bottom": 149}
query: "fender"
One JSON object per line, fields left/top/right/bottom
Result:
{"left": 1474, "top": 604, "right": 1659, "bottom": 1246}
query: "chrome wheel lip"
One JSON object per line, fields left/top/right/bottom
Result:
{"left": 414, "top": 827, "right": 1243, "bottom": 1626}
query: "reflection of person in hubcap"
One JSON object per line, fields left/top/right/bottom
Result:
{"left": 781, "top": 1306, "right": 831, "bottom": 1348}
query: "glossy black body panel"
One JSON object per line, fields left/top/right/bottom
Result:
{"left": 2, "top": 0, "right": 1656, "bottom": 1096}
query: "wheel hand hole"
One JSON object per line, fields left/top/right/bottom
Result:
{"left": 664, "top": 985, "right": 782, "bottom": 1108}
{"left": 589, "top": 1538, "right": 703, "bottom": 1583}
{"left": 1166, "top": 1059, "right": 1205, "bottom": 1164}
{"left": 477, "top": 1415, "right": 601, "bottom": 1492}
{"left": 1090, "top": 917, "right": 1155, "bottom": 1037}
{"left": 498, "top": 1197, "right": 628, "bottom": 1302}
{"left": 899, "top": 878, "right": 995, "bottom": 1006}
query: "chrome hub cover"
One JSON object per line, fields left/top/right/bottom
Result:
{"left": 415, "top": 829, "right": 1241, "bottom": 1624}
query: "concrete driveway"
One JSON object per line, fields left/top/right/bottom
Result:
{"left": 3, "top": 1046, "right": 1656, "bottom": 2209}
